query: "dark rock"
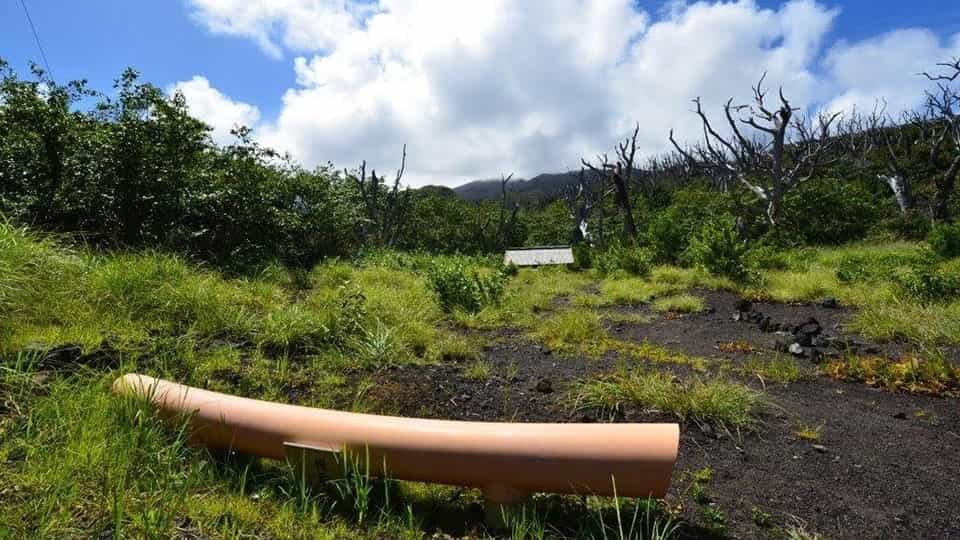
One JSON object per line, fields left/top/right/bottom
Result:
{"left": 735, "top": 299, "right": 753, "bottom": 312}
{"left": 77, "top": 346, "right": 120, "bottom": 369}
{"left": 893, "top": 412, "right": 907, "bottom": 420}
{"left": 820, "top": 297, "right": 839, "bottom": 309}
{"left": 863, "top": 345, "right": 882, "bottom": 355}
{"left": 534, "top": 378, "right": 553, "bottom": 393}
{"left": 774, "top": 339, "right": 791, "bottom": 353}
{"left": 732, "top": 311, "right": 743, "bottom": 322}
{"left": 809, "top": 348, "right": 823, "bottom": 364}
{"left": 758, "top": 316, "right": 774, "bottom": 332}
{"left": 37, "top": 344, "right": 83, "bottom": 368}
{"left": 793, "top": 317, "right": 823, "bottom": 346}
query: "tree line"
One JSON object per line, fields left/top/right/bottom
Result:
{"left": 1, "top": 57, "right": 958, "bottom": 273}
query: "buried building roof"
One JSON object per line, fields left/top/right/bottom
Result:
{"left": 504, "top": 246, "right": 574, "bottom": 267}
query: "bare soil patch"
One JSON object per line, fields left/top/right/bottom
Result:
{"left": 367, "top": 292, "right": 960, "bottom": 539}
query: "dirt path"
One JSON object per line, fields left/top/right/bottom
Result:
{"left": 365, "top": 291, "right": 960, "bottom": 538}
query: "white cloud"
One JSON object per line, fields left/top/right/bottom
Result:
{"left": 168, "top": 76, "right": 261, "bottom": 145}
{"left": 186, "top": 0, "right": 373, "bottom": 58}
{"left": 185, "top": 0, "right": 960, "bottom": 186}
{"left": 822, "top": 29, "right": 960, "bottom": 117}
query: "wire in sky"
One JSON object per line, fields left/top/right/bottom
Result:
{"left": 18, "top": 0, "right": 53, "bottom": 78}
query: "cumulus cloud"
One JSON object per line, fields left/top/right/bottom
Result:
{"left": 822, "top": 29, "right": 960, "bottom": 117}
{"left": 168, "top": 76, "right": 261, "bottom": 145}
{"left": 185, "top": 0, "right": 960, "bottom": 186}
{"left": 186, "top": 0, "right": 374, "bottom": 58}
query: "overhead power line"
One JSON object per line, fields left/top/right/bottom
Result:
{"left": 18, "top": 0, "right": 54, "bottom": 78}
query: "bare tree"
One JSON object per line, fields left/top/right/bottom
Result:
{"left": 563, "top": 167, "right": 613, "bottom": 244}
{"left": 349, "top": 144, "right": 412, "bottom": 246}
{"left": 921, "top": 58, "right": 960, "bottom": 222}
{"left": 582, "top": 123, "right": 641, "bottom": 240}
{"left": 670, "top": 74, "right": 840, "bottom": 226}
{"left": 494, "top": 172, "right": 519, "bottom": 250}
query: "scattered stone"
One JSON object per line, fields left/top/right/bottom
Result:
{"left": 893, "top": 412, "right": 907, "bottom": 420}
{"left": 793, "top": 317, "right": 823, "bottom": 347}
{"left": 820, "top": 297, "right": 839, "bottom": 309}
{"left": 735, "top": 299, "right": 753, "bottom": 312}
{"left": 788, "top": 343, "right": 806, "bottom": 357}
{"left": 809, "top": 348, "right": 823, "bottom": 364}
{"left": 732, "top": 311, "right": 743, "bottom": 322}
{"left": 534, "top": 378, "right": 554, "bottom": 393}
{"left": 812, "top": 444, "right": 828, "bottom": 453}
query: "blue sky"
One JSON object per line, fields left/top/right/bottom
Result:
{"left": 3, "top": 1, "right": 960, "bottom": 185}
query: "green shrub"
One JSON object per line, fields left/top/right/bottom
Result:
{"left": 893, "top": 264, "right": 960, "bottom": 303}
{"left": 593, "top": 244, "right": 654, "bottom": 277}
{"left": 835, "top": 251, "right": 935, "bottom": 284}
{"left": 571, "top": 243, "right": 593, "bottom": 270}
{"left": 780, "top": 180, "right": 883, "bottom": 245}
{"left": 928, "top": 222, "right": 960, "bottom": 259}
{"left": 618, "top": 246, "right": 654, "bottom": 277}
{"left": 685, "top": 215, "right": 753, "bottom": 282}
{"left": 426, "top": 260, "right": 507, "bottom": 313}
{"left": 745, "top": 245, "right": 790, "bottom": 270}
{"left": 646, "top": 208, "right": 689, "bottom": 264}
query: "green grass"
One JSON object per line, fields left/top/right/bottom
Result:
{"left": 531, "top": 308, "right": 609, "bottom": 357}
{"left": 738, "top": 356, "right": 810, "bottom": 384}
{"left": 463, "top": 359, "right": 492, "bottom": 380}
{"left": 571, "top": 369, "right": 765, "bottom": 430}
{"left": 652, "top": 294, "right": 705, "bottom": 314}
{"left": 746, "top": 242, "right": 960, "bottom": 347}
{"left": 4, "top": 222, "right": 958, "bottom": 537}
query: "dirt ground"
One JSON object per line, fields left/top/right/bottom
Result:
{"left": 366, "top": 291, "right": 960, "bottom": 539}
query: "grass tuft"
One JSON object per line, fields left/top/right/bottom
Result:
{"left": 571, "top": 369, "right": 765, "bottom": 430}
{"left": 652, "top": 294, "right": 705, "bottom": 314}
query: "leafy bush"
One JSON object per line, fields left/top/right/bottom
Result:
{"left": 928, "top": 222, "right": 960, "bottom": 259}
{"left": 618, "top": 246, "right": 654, "bottom": 277}
{"left": 780, "top": 180, "right": 883, "bottom": 245}
{"left": 571, "top": 243, "right": 593, "bottom": 270}
{"left": 426, "top": 260, "right": 508, "bottom": 313}
{"left": 835, "top": 251, "right": 935, "bottom": 284}
{"left": 892, "top": 264, "right": 960, "bottom": 303}
{"left": 685, "top": 215, "right": 753, "bottom": 282}
{"left": 745, "top": 245, "right": 790, "bottom": 270}
{"left": 594, "top": 244, "right": 654, "bottom": 277}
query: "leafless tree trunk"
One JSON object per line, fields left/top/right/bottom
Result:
{"left": 670, "top": 74, "right": 839, "bottom": 226}
{"left": 582, "top": 123, "right": 641, "bottom": 241}
{"left": 563, "top": 168, "right": 613, "bottom": 244}
{"left": 349, "top": 144, "right": 412, "bottom": 246}
{"left": 495, "top": 173, "right": 518, "bottom": 250}
{"left": 922, "top": 59, "right": 960, "bottom": 222}
{"left": 836, "top": 107, "right": 915, "bottom": 214}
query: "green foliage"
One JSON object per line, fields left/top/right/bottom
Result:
{"left": 571, "top": 242, "right": 593, "bottom": 270}
{"left": 425, "top": 259, "right": 508, "bottom": 313}
{"left": 892, "top": 264, "right": 960, "bottom": 303}
{"left": 928, "top": 222, "right": 960, "bottom": 259}
{"left": 779, "top": 180, "right": 883, "bottom": 245}
{"left": 595, "top": 244, "right": 654, "bottom": 277}
{"left": 685, "top": 215, "right": 753, "bottom": 282}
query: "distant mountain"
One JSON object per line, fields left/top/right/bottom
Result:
{"left": 452, "top": 171, "right": 581, "bottom": 204}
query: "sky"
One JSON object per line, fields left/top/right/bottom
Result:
{"left": 2, "top": 0, "right": 960, "bottom": 187}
